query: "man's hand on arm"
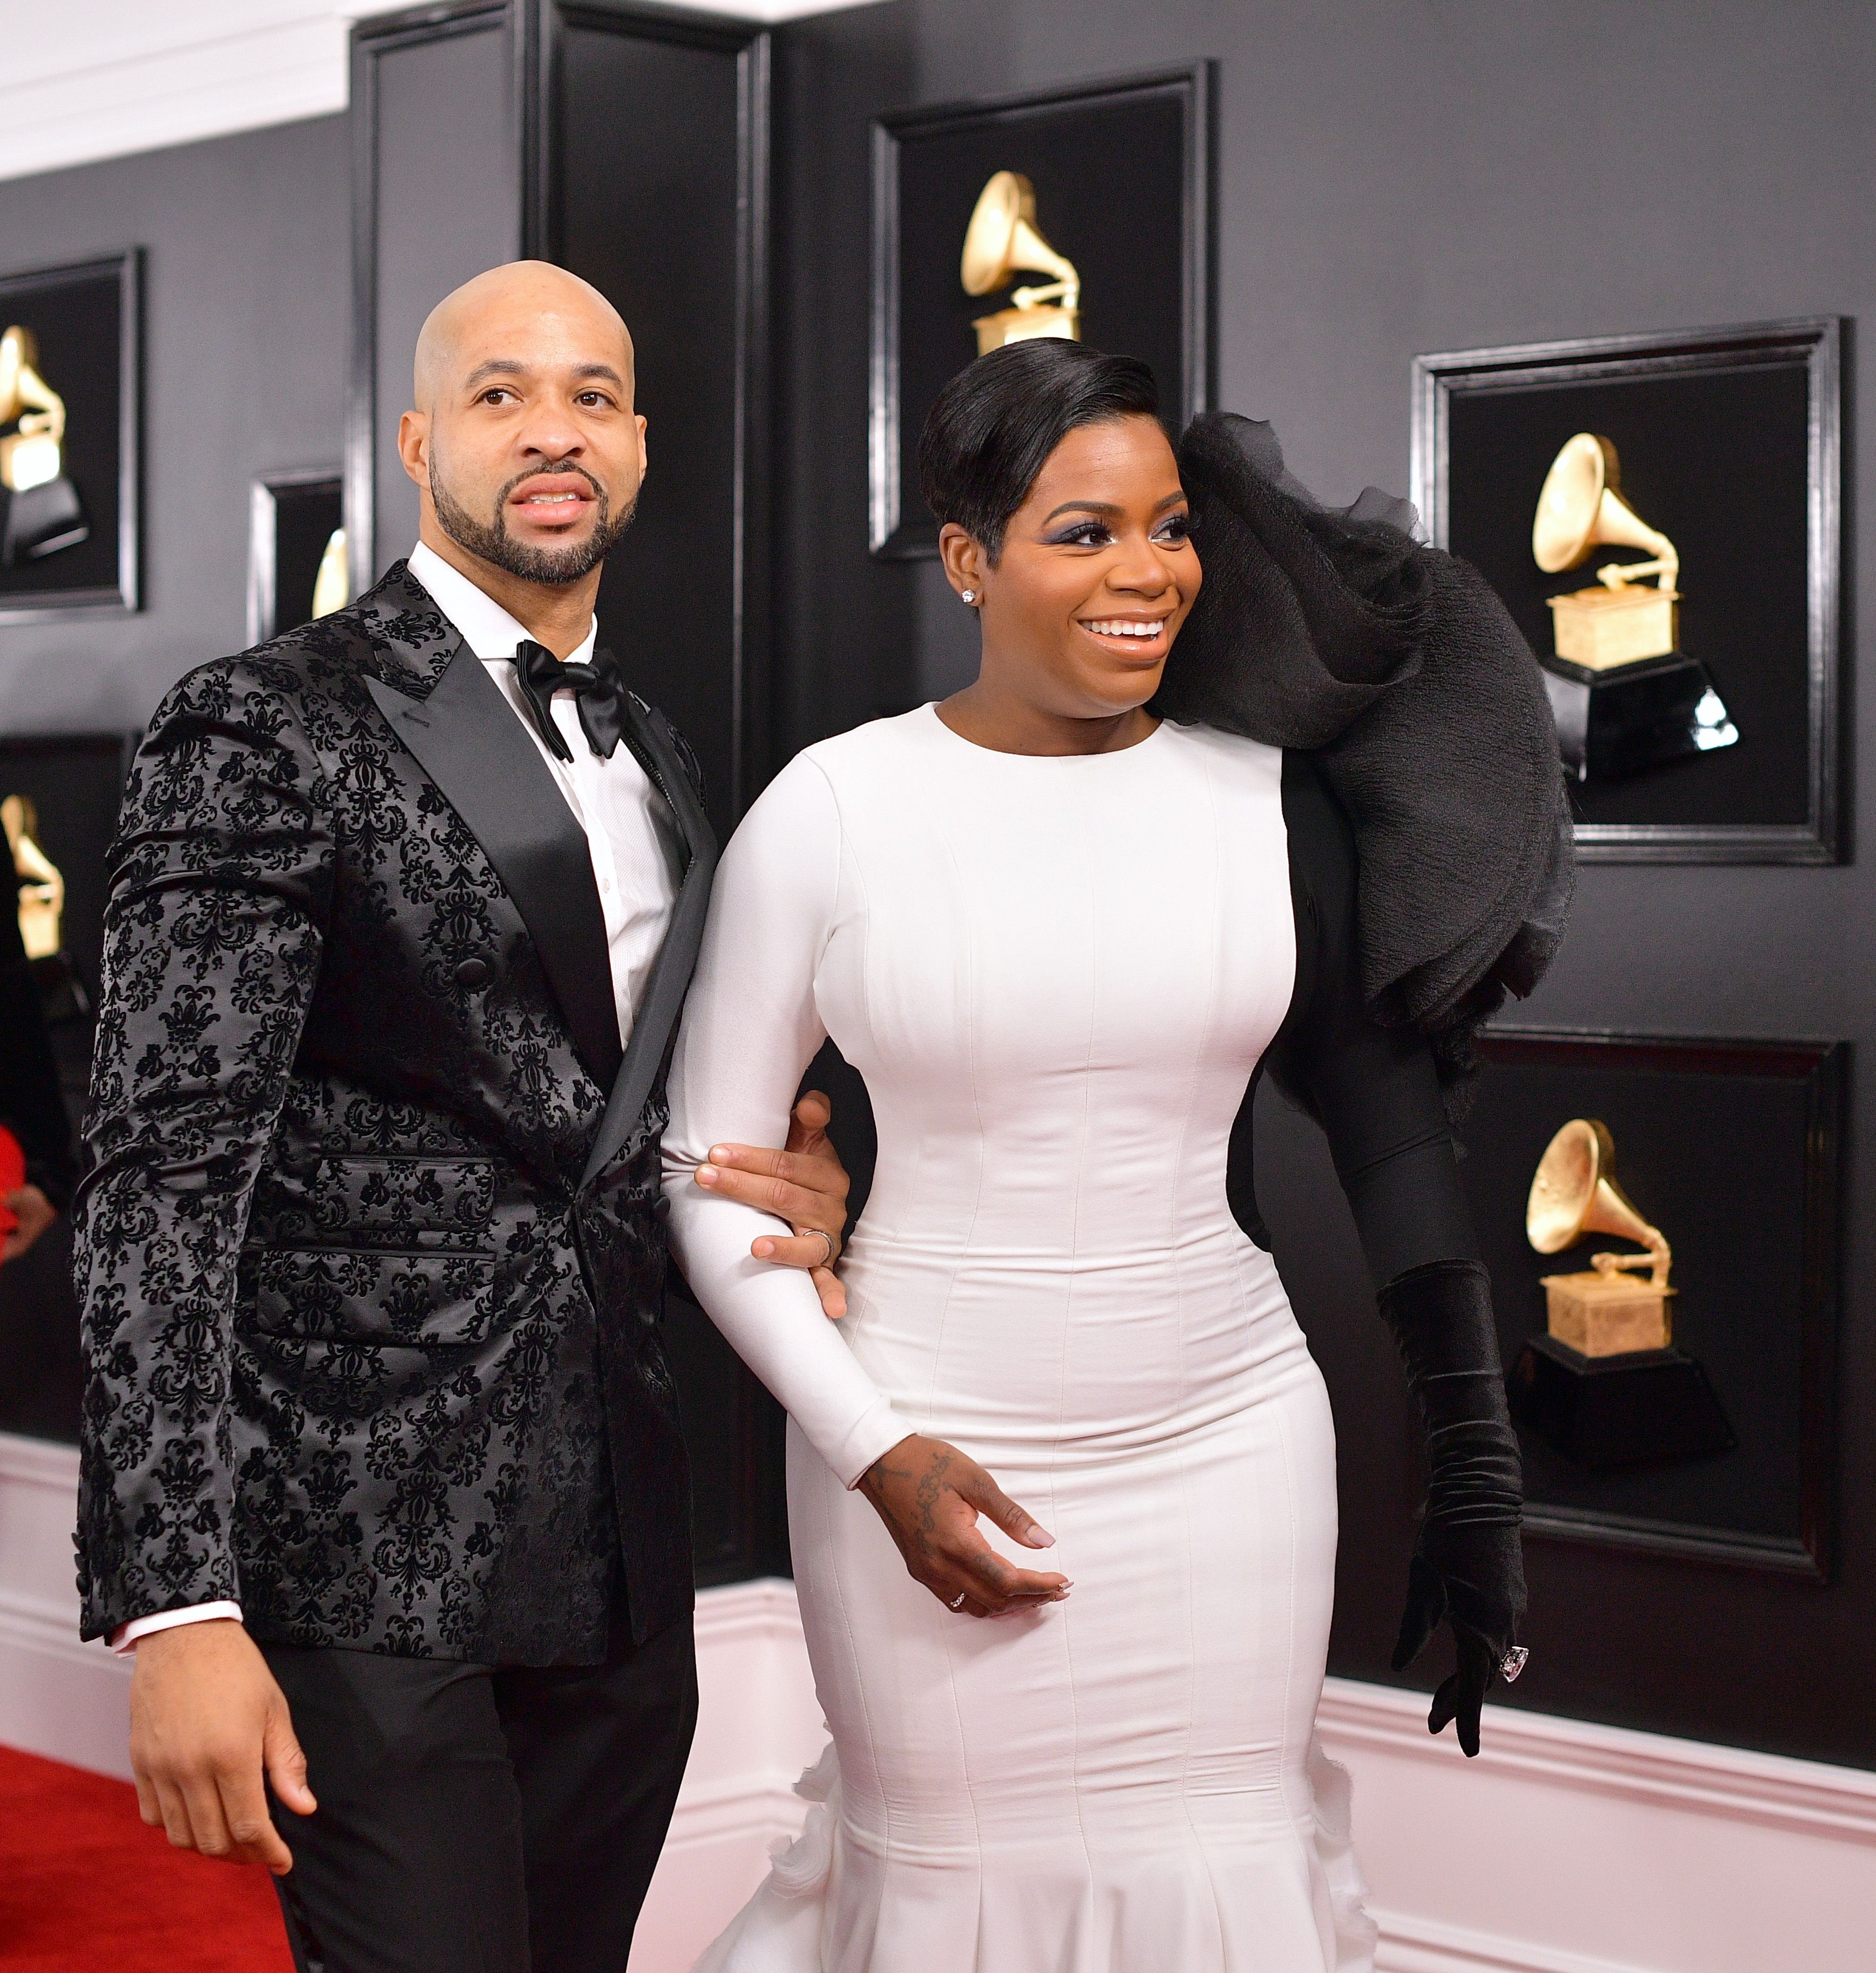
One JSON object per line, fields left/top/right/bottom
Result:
{"left": 129, "top": 1620, "right": 316, "bottom": 1874}
{"left": 857, "top": 1434, "right": 1072, "bottom": 1618}
{"left": 694, "top": 1087, "right": 854, "bottom": 1318}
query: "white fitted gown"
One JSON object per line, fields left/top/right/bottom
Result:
{"left": 662, "top": 707, "right": 1375, "bottom": 1973}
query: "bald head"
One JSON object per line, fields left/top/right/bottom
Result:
{"left": 413, "top": 260, "right": 632, "bottom": 412}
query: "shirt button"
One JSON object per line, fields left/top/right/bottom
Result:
{"left": 454, "top": 957, "right": 493, "bottom": 988}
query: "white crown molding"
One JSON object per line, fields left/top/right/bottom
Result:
{"left": 1318, "top": 1674, "right": 1876, "bottom": 1844}
{"left": 0, "top": 0, "right": 883, "bottom": 187}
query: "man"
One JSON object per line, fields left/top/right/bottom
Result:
{"left": 73, "top": 262, "right": 852, "bottom": 1971}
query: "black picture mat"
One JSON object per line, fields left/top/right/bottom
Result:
{"left": 1465, "top": 1032, "right": 1841, "bottom": 1576}
{"left": 875, "top": 69, "right": 1209, "bottom": 558}
{"left": 1, "top": 733, "right": 130, "bottom": 1025}
{"left": 0, "top": 734, "right": 132, "bottom": 1447}
{"left": 271, "top": 479, "right": 344, "bottom": 636}
{"left": 0, "top": 256, "right": 133, "bottom": 610}
{"left": 1446, "top": 363, "right": 1811, "bottom": 829}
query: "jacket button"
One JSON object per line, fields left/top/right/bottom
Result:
{"left": 454, "top": 957, "right": 493, "bottom": 988}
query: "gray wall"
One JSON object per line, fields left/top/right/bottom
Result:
{"left": 0, "top": 115, "right": 350, "bottom": 734}
{"left": 767, "top": 0, "right": 1876, "bottom": 1767}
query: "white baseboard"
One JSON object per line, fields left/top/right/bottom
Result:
{"left": 1317, "top": 1675, "right": 1876, "bottom": 1973}
{"left": 0, "top": 1432, "right": 132, "bottom": 1777}
{"left": 9, "top": 1434, "right": 1872, "bottom": 1973}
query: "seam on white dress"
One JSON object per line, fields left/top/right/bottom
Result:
{"left": 1172, "top": 739, "right": 1232, "bottom": 1962}
{"left": 924, "top": 751, "right": 991, "bottom": 1955}
{"left": 1040, "top": 751, "right": 1106, "bottom": 1946}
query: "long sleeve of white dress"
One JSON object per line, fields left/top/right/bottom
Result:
{"left": 661, "top": 755, "right": 912, "bottom": 1489}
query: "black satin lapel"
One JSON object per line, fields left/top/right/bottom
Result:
{"left": 366, "top": 650, "right": 623, "bottom": 1090}
{"left": 580, "top": 701, "right": 719, "bottom": 1191}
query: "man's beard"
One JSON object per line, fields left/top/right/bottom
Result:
{"left": 430, "top": 457, "right": 637, "bottom": 584}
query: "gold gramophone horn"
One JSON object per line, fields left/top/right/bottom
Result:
{"left": 1526, "top": 1118, "right": 1671, "bottom": 1288}
{"left": 1532, "top": 433, "right": 1678, "bottom": 593}
{"left": 960, "top": 171, "right": 1081, "bottom": 356}
{"left": 961, "top": 171, "right": 1079, "bottom": 302}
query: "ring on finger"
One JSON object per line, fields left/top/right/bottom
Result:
{"left": 948, "top": 1591, "right": 967, "bottom": 1611}
{"left": 799, "top": 1227, "right": 835, "bottom": 1269}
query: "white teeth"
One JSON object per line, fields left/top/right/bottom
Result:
{"left": 1084, "top": 619, "right": 1163, "bottom": 638}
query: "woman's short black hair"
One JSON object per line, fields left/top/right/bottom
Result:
{"left": 917, "top": 340, "right": 1161, "bottom": 561}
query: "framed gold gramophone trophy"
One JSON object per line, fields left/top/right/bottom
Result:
{"left": 1506, "top": 1117, "right": 1733, "bottom": 1469}
{"left": 1530, "top": 433, "right": 1737, "bottom": 783}
{"left": 0, "top": 249, "right": 140, "bottom": 619}
{"left": 869, "top": 65, "right": 1212, "bottom": 557}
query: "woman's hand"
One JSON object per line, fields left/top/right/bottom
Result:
{"left": 858, "top": 1434, "right": 1071, "bottom": 1617}
{"left": 694, "top": 1089, "right": 852, "bottom": 1317}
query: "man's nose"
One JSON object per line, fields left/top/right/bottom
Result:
{"left": 518, "top": 403, "right": 585, "bottom": 460}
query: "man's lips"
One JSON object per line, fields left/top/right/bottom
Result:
{"left": 508, "top": 475, "right": 598, "bottom": 526}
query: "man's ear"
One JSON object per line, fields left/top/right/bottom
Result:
{"left": 397, "top": 409, "right": 429, "bottom": 489}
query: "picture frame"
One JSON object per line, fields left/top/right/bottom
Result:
{"left": 0, "top": 249, "right": 140, "bottom": 621}
{"left": 247, "top": 467, "right": 344, "bottom": 646}
{"left": 870, "top": 64, "right": 1214, "bottom": 559}
{"left": 1465, "top": 1028, "right": 1844, "bottom": 1581}
{"left": 1411, "top": 318, "right": 1842, "bottom": 863}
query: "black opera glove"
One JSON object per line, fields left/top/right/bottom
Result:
{"left": 1379, "top": 1258, "right": 1526, "bottom": 1759}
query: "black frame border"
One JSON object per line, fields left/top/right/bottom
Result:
{"left": 1479, "top": 1027, "right": 1845, "bottom": 1582}
{"left": 869, "top": 62, "right": 1215, "bottom": 561}
{"left": 0, "top": 247, "right": 141, "bottom": 623}
{"left": 246, "top": 465, "right": 343, "bottom": 648}
{"left": 1411, "top": 317, "right": 1845, "bottom": 864}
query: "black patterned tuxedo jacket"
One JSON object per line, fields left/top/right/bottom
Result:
{"left": 73, "top": 561, "right": 717, "bottom": 1664}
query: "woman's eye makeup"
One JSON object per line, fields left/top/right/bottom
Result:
{"left": 1047, "top": 519, "right": 1114, "bottom": 546}
{"left": 1041, "top": 509, "right": 1193, "bottom": 547}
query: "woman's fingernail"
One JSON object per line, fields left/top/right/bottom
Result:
{"left": 1032, "top": 1527, "right": 1056, "bottom": 1548}
{"left": 754, "top": 1240, "right": 773, "bottom": 1257}
{"left": 696, "top": 1167, "right": 718, "bottom": 1185}
{"left": 708, "top": 1145, "right": 730, "bottom": 1162}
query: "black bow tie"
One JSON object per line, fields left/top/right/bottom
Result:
{"left": 513, "top": 639, "right": 628, "bottom": 762}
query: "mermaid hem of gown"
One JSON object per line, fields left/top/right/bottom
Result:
{"left": 691, "top": 1737, "right": 1378, "bottom": 1973}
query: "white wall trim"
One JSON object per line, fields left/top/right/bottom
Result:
{"left": 0, "top": 0, "right": 886, "bottom": 187}
{"left": 1319, "top": 1674, "right": 1876, "bottom": 1845}
{"left": 1370, "top": 1908, "right": 1659, "bottom": 1973}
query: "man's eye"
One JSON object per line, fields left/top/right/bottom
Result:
{"left": 481, "top": 388, "right": 515, "bottom": 405}
{"left": 576, "top": 392, "right": 610, "bottom": 408}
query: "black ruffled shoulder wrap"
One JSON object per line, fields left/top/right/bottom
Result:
{"left": 1156, "top": 412, "right": 1574, "bottom": 1118}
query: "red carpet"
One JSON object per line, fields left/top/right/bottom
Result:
{"left": 0, "top": 1743, "right": 292, "bottom": 1971}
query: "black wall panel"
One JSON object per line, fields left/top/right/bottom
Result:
{"left": 352, "top": 7, "right": 523, "bottom": 589}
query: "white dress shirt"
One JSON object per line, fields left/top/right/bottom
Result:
{"left": 112, "top": 543, "right": 681, "bottom": 1652}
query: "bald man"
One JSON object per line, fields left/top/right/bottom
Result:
{"left": 73, "top": 262, "right": 851, "bottom": 1971}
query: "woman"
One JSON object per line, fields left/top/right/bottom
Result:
{"left": 663, "top": 341, "right": 1553, "bottom": 1971}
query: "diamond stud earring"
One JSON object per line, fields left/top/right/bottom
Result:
{"left": 960, "top": 589, "right": 977, "bottom": 604}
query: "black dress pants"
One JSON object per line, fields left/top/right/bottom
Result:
{"left": 261, "top": 1608, "right": 697, "bottom": 1973}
